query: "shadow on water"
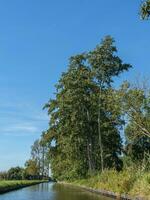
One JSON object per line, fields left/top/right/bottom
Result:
{"left": 52, "top": 184, "right": 112, "bottom": 200}
{"left": 0, "top": 182, "right": 112, "bottom": 200}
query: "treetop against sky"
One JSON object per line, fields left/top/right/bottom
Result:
{"left": 0, "top": 0, "right": 150, "bottom": 171}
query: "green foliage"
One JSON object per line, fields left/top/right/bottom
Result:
{"left": 24, "top": 135, "right": 50, "bottom": 180}
{"left": 0, "top": 171, "right": 8, "bottom": 180}
{"left": 130, "top": 172, "right": 150, "bottom": 199}
{"left": 25, "top": 35, "right": 149, "bottom": 199}
{"left": 117, "top": 82, "right": 150, "bottom": 165}
{"left": 0, "top": 180, "right": 44, "bottom": 194}
{"left": 71, "top": 169, "right": 150, "bottom": 199}
{"left": 0, "top": 167, "right": 25, "bottom": 181}
{"left": 43, "top": 36, "right": 131, "bottom": 180}
{"left": 88, "top": 36, "right": 131, "bottom": 86}
{"left": 125, "top": 136, "right": 150, "bottom": 162}
{"left": 24, "top": 160, "right": 40, "bottom": 179}
{"left": 141, "top": 0, "right": 150, "bottom": 19}
{"left": 7, "top": 167, "right": 24, "bottom": 180}
{"left": 118, "top": 81, "right": 150, "bottom": 138}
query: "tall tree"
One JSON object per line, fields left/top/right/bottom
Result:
{"left": 44, "top": 55, "right": 98, "bottom": 179}
{"left": 28, "top": 137, "right": 49, "bottom": 178}
{"left": 117, "top": 81, "right": 150, "bottom": 164}
{"left": 87, "top": 36, "right": 131, "bottom": 171}
{"left": 25, "top": 160, "right": 39, "bottom": 179}
{"left": 119, "top": 81, "right": 150, "bottom": 138}
{"left": 43, "top": 36, "right": 131, "bottom": 180}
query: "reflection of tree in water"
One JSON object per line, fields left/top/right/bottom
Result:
{"left": 52, "top": 184, "right": 111, "bottom": 200}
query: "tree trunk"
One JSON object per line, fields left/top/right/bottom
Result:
{"left": 86, "top": 109, "right": 94, "bottom": 173}
{"left": 42, "top": 146, "right": 45, "bottom": 178}
{"left": 98, "top": 90, "right": 104, "bottom": 172}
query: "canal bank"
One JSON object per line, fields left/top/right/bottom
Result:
{"left": 58, "top": 170, "right": 149, "bottom": 200}
{"left": 58, "top": 182, "right": 137, "bottom": 200}
{"left": 0, "top": 180, "right": 46, "bottom": 194}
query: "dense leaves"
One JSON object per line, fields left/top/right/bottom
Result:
{"left": 140, "top": 0, "right": 150, "bottom": 19}
{"left": 22, "top": 36, "right": 150, "bottom": 182}
{"left": 1, "top": 36, "right": 149, "bottom": 182}
{"left": 43, "top": 36, "right": 131, "bottom": 180}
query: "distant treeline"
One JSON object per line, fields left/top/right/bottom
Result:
{"left": 0, "top": 166, "right": 48, "bottom": 181}
{"left": 0, "top": 139, "right": 50, "bottom": 180}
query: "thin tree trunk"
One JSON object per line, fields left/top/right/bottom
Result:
{"left": 98, "top": 89, "right": 104, "bottom": 172}
{"left": 87, "top": 139, "right": 92, "bottom": 172}
{"left": 86, "top": 109, "right": 93, "bottom": 173}
{"left": 42, "top": 146, "right": 45, "bottom": 178}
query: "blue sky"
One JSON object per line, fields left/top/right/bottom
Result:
{"left": 0, "top": 0, "right": 150, "bottom": 171}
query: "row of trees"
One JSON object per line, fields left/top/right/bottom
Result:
{"left": 0, "top": 135, "right": 50, "bottom": 180}
{"left": 0, "top": 167, "right": 24, "bottom": 180}
{"left": 26, "top": 134, "right": 50, "bottom": 179}
{"left": 32, "top": 36, "right": 149, "bottom": 181}
{"left": 23, "top": 135, "right": 50, "bottom": 179}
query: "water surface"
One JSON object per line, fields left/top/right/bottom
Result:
{"left": 0, "top": 182, "right": 112, "bottom": 200}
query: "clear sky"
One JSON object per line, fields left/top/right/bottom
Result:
{"left": 0, "top": 0, "right": 150, "bottom": 171}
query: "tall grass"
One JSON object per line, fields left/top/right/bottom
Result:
{"left": 0, "top": 180, "right": 44, "bottom": 194}
{"left": 71, "top": 168, "right": 150, "bottom": 199}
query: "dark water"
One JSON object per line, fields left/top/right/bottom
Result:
{"left": 0, "top": 183, "right": 112, "bottom": 200}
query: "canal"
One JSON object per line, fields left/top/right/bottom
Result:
{"left": 0, "top": 182, "right": 113, "bottom": 200}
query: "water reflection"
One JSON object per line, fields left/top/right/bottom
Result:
{"left": 0, "top": 182, "right": 112, "bottom": 200}
{"left": 53, "top": 184, "right": 111, "bottom": 200}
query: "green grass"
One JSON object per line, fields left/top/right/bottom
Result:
{"left": 0, "top": 180, "right": 44, "bottom": 194}
{"left": 70, "top": 169, "right": 150, "bottom": 200}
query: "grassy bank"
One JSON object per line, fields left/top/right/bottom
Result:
{"left": 0, "top": 180, "right": 45, "bottom": 194}
{"left": 68, "top": 169, "right": 150, "bottom": 200}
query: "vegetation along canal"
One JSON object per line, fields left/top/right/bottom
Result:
{"left": 0, "top": 182, "right": 113, "bottom": 200}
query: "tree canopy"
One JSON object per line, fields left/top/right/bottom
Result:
{"left": 42, "top": 36, "right": 132, "bottom": 180}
